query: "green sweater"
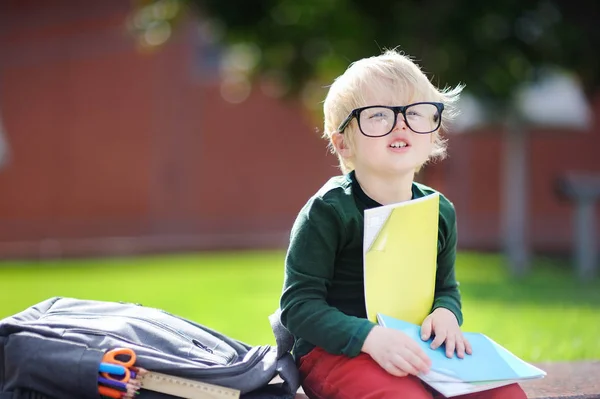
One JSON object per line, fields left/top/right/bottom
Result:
{"left": 279, "top": 171, "right": 462, "bottom": 361}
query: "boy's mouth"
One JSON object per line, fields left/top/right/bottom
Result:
{"left": 389, "top": 140, "right": 410, "bottom": 149}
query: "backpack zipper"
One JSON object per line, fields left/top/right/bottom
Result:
{"left": 41, "top": 311, "right": 232, "bottom": 363}
{"left": 71, "top": 329, "right": 273, "bottom": 381}
{"left": 163, "top": 345, "right": 272, "bottom": 378}
{"left": 66, "top": 328, "right": 224, "bottom": 367}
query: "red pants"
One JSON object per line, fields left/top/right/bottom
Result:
{"left": 299, "top": 347, "right": 528, "bottom": 399}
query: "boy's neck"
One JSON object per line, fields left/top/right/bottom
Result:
{"left": 354, "top": 169, "right": 414, "bottom": 205}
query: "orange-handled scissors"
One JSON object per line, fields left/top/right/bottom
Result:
{"left": 101, "top": 348, "right": 137, "bottom": 383}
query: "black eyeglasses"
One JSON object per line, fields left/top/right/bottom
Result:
{"left": 337, "top": 102, "right": 444, "bottom": 137}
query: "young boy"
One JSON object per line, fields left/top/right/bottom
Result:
{"left": 279, "top": 49, "right": 527, "bottom": 399}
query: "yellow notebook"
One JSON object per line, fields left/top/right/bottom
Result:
{"left": 363, "top": 193, "right": 439, "bottom": 324}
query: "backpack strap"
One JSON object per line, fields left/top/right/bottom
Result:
{"left": 268, "top": 309, "right": 294, "bottom": 360}
{"left": 275, "top": 353, "right": 300, "bottom": 394}
{"left": 268, "top": 309, "right": 300, "bottom": 395}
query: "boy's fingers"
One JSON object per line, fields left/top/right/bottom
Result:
{"left": 465, "top": 337, "right": 473, "bottom": 355}
{"left": 419, "top": 348, "right": 432, "bottom": 368}
{"left": 455, "top": 337, "right": 466, "bottom": 359}
{"left": 385, "top": 360, "right": 409, "bottom": 377}
{"left": 403, "top": 349, "right": 430, "bottom": 374}
{"left": 413, "top": 354, "right": 431, "bottom": 374}
{"left": 420, "top": 318, "right": 432, "bottom": 341}
{"left": 407, "top": 340, "right": 432, "bottom": 368}
{"left": 445, "top": 334, "right": 456, "bottom": 358}
{"left": 394, "top": 355, "right": 420, "bottom": 376}
{"left": 430, "top": 330, "right": 446, "bottom": 349}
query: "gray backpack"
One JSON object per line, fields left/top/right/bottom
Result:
{"left": 0, "top": 297, "right": 299, "bottom": 399}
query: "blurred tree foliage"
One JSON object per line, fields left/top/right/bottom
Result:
{"left": 131, "top": 0, "right": 599, "bottom": 105}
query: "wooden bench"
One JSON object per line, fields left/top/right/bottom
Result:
{"left": 291, "top": 361, "right": 600, "bottom": 399}
{"left": 523, "top": 361, "right": 600, "bottom": 399}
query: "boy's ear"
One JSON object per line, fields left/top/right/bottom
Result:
{"left": 331, "top": 132, "right": 353, "bottom": 157}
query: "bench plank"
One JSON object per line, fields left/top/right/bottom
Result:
{"left": 525, "top": 361, "right": 600, "bottom": 399}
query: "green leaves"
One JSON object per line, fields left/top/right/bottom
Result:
{"left": 149, "top": 0, "right": 598, "bottom": 104}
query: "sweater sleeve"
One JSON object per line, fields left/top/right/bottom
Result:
{"left": 279, "top": 196, "right": 375, "bottom": 357}
{"left": 432, "top": 200, "right": 464, "bottom": 326}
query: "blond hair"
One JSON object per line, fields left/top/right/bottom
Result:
{"left": 322, "top": 48, "right": 463, "bottom": 174}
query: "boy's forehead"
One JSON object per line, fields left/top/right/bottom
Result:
{"left": 358, "top": 82, "right": 416, "bottom": 107}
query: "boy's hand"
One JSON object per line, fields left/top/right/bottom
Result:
{"left": 420, "top": 308, "right": 473, "bottom": 359}
{"left": 362, "top": 325, "right": 431, "bottom": 377}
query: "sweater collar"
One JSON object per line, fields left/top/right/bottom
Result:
{"left": 347, "top": 170, "right": 415, "bottom": 210}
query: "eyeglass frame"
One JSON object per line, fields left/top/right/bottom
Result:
{"left": 336, "top": 102, "right": 445, "bottom": 137}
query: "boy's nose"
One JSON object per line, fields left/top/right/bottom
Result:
{"left": 392, "top": 115, "right": 409, "bottom": 131}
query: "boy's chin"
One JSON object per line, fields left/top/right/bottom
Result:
{"left": 372, "top": 164, "right": 421, "bottom": 177}
{"left": 357, "top": 159, "right": 423, "bottom": 176}
{"left": 385, "top": 159, "right": 423, "bottom": 174}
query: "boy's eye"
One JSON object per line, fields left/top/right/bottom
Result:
{"left": 364, "top": 108, "right": 393, "bottom": 119}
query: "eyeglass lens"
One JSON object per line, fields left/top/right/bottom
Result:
{"left": 358, "top": 104, "right": 441, "bottom": 136}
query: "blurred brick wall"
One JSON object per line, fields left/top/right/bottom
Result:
{"left": 433, "top": 98, "right": 600, "bottom": 253}
{"left": 0, "top": 0, "right": 336, "bottom": 257}
{"left": 0, "top": 1, "right": 598, "bottom": 258}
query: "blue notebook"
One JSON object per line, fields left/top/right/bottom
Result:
{"left": 377, "top": 313, "right": 546, "bottom": 383}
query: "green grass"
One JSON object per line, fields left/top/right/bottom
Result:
{"left": 0, "top": 251, "right": 598, "bottom": 362}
